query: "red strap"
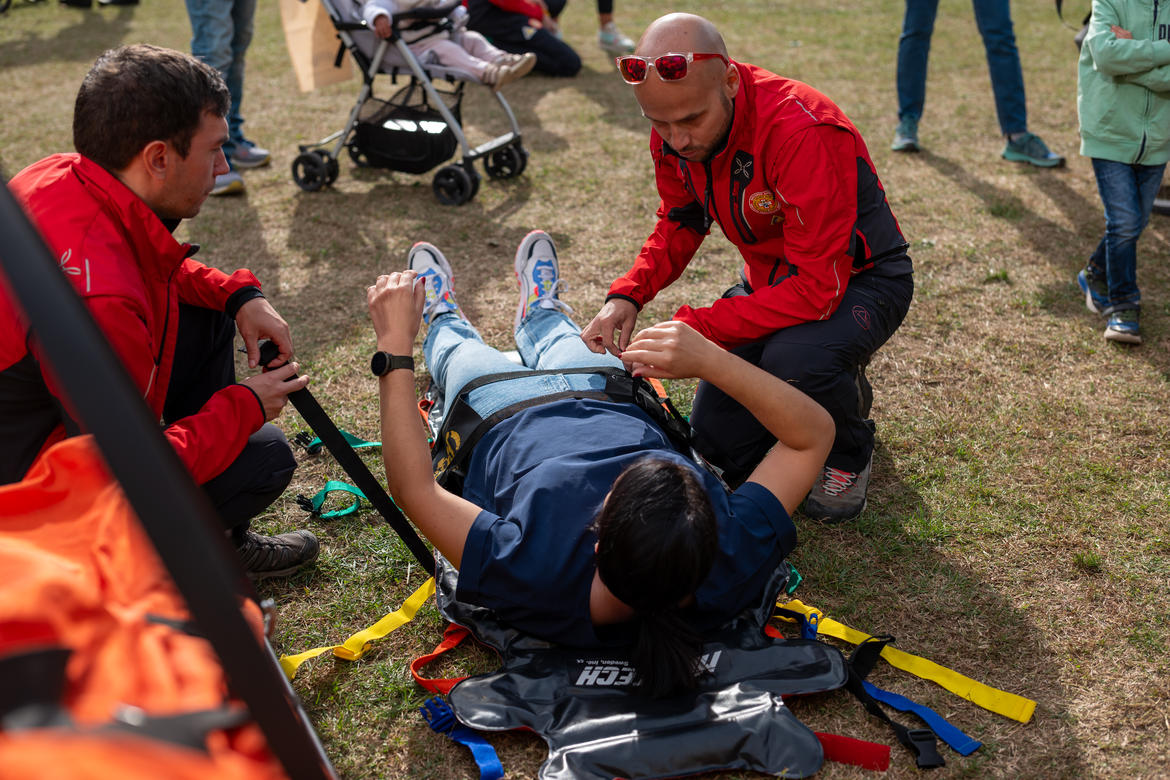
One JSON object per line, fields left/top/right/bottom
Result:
{"left": 763, "top": 623, "right": 785, "bottom": 639}
{"left": 816, "top": 732, "right": 891, "bottom": 771}
{"left": 411, "top": 623, "right": 472, "bottom": 694}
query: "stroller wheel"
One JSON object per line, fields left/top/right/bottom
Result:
{"left": 433, "top": 165, "right": 477, "bottom": 206}
{"left": 292, "top": 152, "right": 330, "bottom": 192}
{"left": 347, "top": 144, "right": 372, "bottom": 169}
{"left": 484, "top": 145, "right": 528, "bottom": 180}
{"left": 319, "top": 151, "right": 340, "bottom": 186}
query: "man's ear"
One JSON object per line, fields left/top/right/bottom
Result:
{"left": 722, "top": 62, "right": 740, "bottom": 99}
{"left": 139, "top": 139, "right": 170, "bottom": 182}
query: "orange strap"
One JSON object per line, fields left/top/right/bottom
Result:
{"left": 411, "top": 623, "right": 473, "bottom": 694}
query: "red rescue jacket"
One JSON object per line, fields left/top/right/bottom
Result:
{"left": 608, "top": 62, "right": 910, "bottom": 348}
{"left": 0, "top": 154, "right": 265, "bottom": 485}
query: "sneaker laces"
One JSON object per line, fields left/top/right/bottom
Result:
{"left": 533, "top": 276, "right": 573, "bottom": 316}
{"left": 1014, "top": 132, "right": 1053, "bottom": 159}
{"left": 820, "top": 467, "right": 858, "bottom": 497}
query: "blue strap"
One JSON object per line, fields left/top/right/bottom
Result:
{"left": 420, "top": 697, "right": 504, "bottom": 780}
{"left": 862, "top": 681, "right": 982, "bottom": 756}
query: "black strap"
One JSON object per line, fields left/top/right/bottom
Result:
{"left": 256, "top": 341, "right": 434, "bottom": 575}
{"left": 0, "top": 182, "right": 336, "bottom": 779}
{"left": 844, "top": 637, "right": 945, "bottom": 769}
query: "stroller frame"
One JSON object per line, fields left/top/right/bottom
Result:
{"left": 292, "top": 0, "right": 527, "bottom": 205}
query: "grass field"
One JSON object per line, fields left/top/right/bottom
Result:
{"left": 2, "top": 0, "right": 1169, "bottom": 778}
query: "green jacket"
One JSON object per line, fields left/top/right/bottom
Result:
{"left": 1078, "top": 0, "right": 1170, "bottom": 165}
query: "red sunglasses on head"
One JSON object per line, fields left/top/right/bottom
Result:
{"left": 615, "top": 52, "right": 729, "bottom": 84}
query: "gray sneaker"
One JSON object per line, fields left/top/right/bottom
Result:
{"left": 1002, "top": 132, "right": 1065, "bottom": 168}
{"left": 891, "top": 116, "right": 920, "bottom": 152}
{"left": 236, "top": 529, "right": 319, "bottom": 580}
{"left": 804, "top": 452, "right": 872, "bottom": 523}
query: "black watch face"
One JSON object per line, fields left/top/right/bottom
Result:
{"left": 371, "top": 352, "right": 388, "bottom": 376}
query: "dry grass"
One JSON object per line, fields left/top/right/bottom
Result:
{"left": 3, "top": 0, "right": 1169, "bottom": 777}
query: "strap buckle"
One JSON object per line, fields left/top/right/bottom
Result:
{"left": 906, "top": 728, "right": 945, "bottom": 769}
{"left": 420, "top": 697, "right": 457, "bottom": 735}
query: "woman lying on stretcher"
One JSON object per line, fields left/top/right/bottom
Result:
{"left": 366, "top": 231, "right": 833, "bottom": 697}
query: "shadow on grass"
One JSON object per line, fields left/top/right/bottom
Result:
{"left": 790, "top": 440, "right": 1090, "bottom": 775}
{"left": 0, "top": 4, "right": 134, "bottom": 67}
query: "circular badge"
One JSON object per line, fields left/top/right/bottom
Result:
{"left": 748, "top": 190, "right": 779, "bottom": 214}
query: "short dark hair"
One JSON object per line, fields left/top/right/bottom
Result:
{"left": 595, "top": 456, "right": 718, "bottom": 698}
{"left": 73, "top": 44, "right": 230, "bottom": 172}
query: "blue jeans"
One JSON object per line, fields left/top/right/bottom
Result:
{"left": 423, "top": 308, "right": 623, "bottom": 419}
{"left": 185, "top": 0, "right": 258, "bottom": 161}
{"left": 1085, "top": 158, "right": 1165, "bottom": 313}
{"left": 896, "top": 0, "right": 1027, "bottom": 135}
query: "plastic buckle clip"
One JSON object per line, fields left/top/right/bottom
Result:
{"left": 906, "top": 728, "right": 945, "bottom": 769}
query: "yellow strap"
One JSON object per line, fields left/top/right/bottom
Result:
{"left": 279, "top": 577, "right": 436, "bottom": 680}
{"left": 778, "top": 599, "right": 1036, "bottom": 724}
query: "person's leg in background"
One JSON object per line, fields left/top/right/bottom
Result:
{"left": 184, "top": 0, "right": 270, "bottom": 196}
{"left": 466, "top": 0, "right": 581, "bottom": 76}
{"left": 164, "top": 304, "right": 317, "bottom": 579}
{"left": 690, "top": 272, "right": 913, "bottom": 522}
{"left": 892, "top": 0, "right": 939, "bottom": 152}
{"left": 596, "top": 0, "right": 635, "bottom": 57}
{"left": 976, "top": 0, "right": 1064, "bottom": 166}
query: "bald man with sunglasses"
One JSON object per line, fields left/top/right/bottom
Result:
{"left": 582, "top": 13, "right": 914, "bottom": 523}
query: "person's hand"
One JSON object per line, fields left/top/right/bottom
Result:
{"left": 373, "top": 14, "right": 392, "bottom": 38}
{"left": 367, "top": 270, "right": 426, "bottom": 354}
{"left": 1112, "top": 24, "right": 1134, "bottom": 39}
{"left": 581, "top": 298, "right": 638, "bottom": 356}
{"left": 620, "top": 320, "right": 720, "bottom": 381}
{"left": 242, "top": 362, "right": 310, "bottom": 421}
{"left": 235, "top": 297, "right": 294, "bottom": 369}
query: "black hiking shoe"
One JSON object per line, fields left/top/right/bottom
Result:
{"left": 236, "top": 529, "right": 319, "bottom": 580}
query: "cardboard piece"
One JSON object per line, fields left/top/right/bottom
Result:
{"left": 280, "top": 0, "right": 353, "bottom": 92}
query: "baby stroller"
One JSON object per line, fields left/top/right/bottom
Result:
{"left": 292, "top": 0, "right": 528, "bottom": 205}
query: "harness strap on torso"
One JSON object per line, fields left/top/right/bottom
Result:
{"left": 420, "top": 696, "right": 504, "bottom": 780}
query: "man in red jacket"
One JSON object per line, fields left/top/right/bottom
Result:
{"left": 583, "top": 14, "right": 914, "bottom": 522}
{"left": 1, "top": 45, "right": 318, "bottom": 578}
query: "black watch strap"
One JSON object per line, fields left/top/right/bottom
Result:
{"left": 370, "top": 351, "right": 414, "bottom": 377}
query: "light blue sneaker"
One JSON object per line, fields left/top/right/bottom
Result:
{"left": 1077, "top": 269, "right": 1109, "bottom": 315}
{"left": 891, "top": 115, "right": 919, "bottom": 153}
{"left": 1002, "top": 132, "right": 1065, "bottom": 168}
{"left": 513, "top": 230, "right": 573, "bottom": 329}
{"left": 407, "top": 242, "right": 461, "bottom": 324}
{"left": 1104, "top": 309, "right": 1141, "bottom": 345}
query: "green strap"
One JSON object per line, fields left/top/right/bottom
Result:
{"left": 299, "top": 429, "right": 381, "bottom": 455}
{"left": 301, "top": 480, "right": 367, "bottom": 519}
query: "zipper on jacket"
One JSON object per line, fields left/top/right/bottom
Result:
{"left": 155, "top": 266, "right": 176, "bottom": 368}
{"left": 701, "top": 160, "right": 716, "bottom": 232}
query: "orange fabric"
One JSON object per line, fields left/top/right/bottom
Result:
{"left": 410, "top": 623, "right": 473, "bottom": 694}
{"left": 0, "top": 436, "right": 285, "bottom": 778}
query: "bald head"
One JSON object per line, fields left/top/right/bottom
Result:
{"left": 636, "top": 13, "right": 728, "bottom": 60}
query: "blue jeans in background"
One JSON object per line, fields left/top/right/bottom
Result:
{"left": 424, "top": 308, "right": 624, "bottom": 419}
{"left": 896, "top": 0, "right": 1027, "bottom": 135}
{"left": 1085, "top": 158, "right": 1165, "bottom": 313}
{"left": 185, "top": 0, "right": 258, "bottom": 161}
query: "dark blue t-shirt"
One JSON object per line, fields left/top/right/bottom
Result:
{"left": 455, "top": 398, "right": 795, "bottom": 648}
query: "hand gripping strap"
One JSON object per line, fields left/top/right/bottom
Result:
{"left": 279, "top": 577, "right": 435, "bottom": 679}
{"left": 778, "top": 599, "right": 1036, "bottom": 723}
{"left": 420, "top": 697, "right": 504, "bottom": 780}
{"left": 411, "top": 623, "right": 473, "bottom": 695}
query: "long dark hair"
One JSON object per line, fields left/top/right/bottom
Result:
{"left": 594, "top": 456, "right": 717, "bottom": 697}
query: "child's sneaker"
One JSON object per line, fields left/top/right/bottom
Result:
{"left": 1077, "top": 269, "right": 1109, "bottom": 315}
{"left": 1002, "top": 132, "right": 1065, "bottom": 168}
{"left": 514, "top": 229, "right": 573, "bottom": 330}
{"left": 598, "top": 21, "right": 635, "bottom": 56}
{"left": 407, "top": 242, "right": 461, "bottom": 324}
{"left": 1104, "top": 309, "right": 1141, "bottom": 344}
{"left": 485, "top": 52, "right": 536, "bottom": 91}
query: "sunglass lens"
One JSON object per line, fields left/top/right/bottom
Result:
{"left": 655, "top": 54, "right": 689, "bottom": 81}
{"left": 618, "top": 57, "right": 647, "bottom": 83}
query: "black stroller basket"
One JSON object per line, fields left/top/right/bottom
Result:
{"left": 292, "top": 0, "right": 528, "bottom": 205}
{"left": 351, "top": 81, "right": 459, "bottom": 174}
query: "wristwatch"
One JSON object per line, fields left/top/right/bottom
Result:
{"left": 370, "top": 351, "right": 414, "bottom": 377}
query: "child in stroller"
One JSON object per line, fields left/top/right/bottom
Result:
{"left": 360, "top": 0, "right": 536, "bottom": 90}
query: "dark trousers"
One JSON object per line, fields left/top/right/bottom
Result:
{"left": 163, "top": 304, "right": 297, "bottom": 538}
{"left": 690, "top": 270, "right": 914, "bottom": 484}
{"left": 467, "top": 0, "right": 581, "bottom": 77}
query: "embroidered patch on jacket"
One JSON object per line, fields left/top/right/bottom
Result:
{"left": 748, "top": 190, "right": 779, "bottom": 214}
